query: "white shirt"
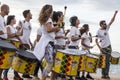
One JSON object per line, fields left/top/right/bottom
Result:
{"left": 7, "top": 25, "right": 18, "bottom": 41}
{"left": 20, "top": 20, "right": 32, "bottom": 44}
{"left": 69, "top": 26, "right": 80, "bottom": 46}
{"left": 33, "top": 18, "right": 55, "bottom": 60}
{"left": 41, "top": 18, "right": 55, "bottom": 41}
{"left": 55, "top": 28, "right": 66, "bottom": 45}
{"left": 0, "top": 15, "right": 7, "bottom": 39}
{"left": 37, "top": 27, "right": 42, "bottom": 36}
{"left": 96, "top": 25, "right": 111, "bottom": 48}
{"left": 65, "top": 32, "right": 70, "bottom": 48}
{"left": 81, "top": 33, "right": 90, "bottom": 50}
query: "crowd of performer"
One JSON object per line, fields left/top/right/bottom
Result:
{"left": 0, "top": 3, "right": 118, "bottom": 80}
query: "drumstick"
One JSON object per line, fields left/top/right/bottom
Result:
{"left": 63, "top": 6, "right": 67, "bottom": 21}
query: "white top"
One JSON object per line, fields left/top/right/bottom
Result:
{"left": 20, "top": 20, "right": 32, "bottom": 44}
{"left": 33, "top": 18, "right": 55, "bottom": 61}
{"left": 96, "top": 25, "right": 111, "bottom": 48}
{"left": 7, "top": 25, "right": 18, "bottom": 41}
{"left": 66, "top": 32, "right": 70, "bottom": 47}
{"left": 69, "top": 26, "right": 80, "bottom": 46}
{"left": 55, "top": 28, "right": 66, "bottom": 45}
{"left": 81, "top": 33, "right": 90, "bottom": 50}
{"left": 0, "top": 15, "right": 7, "bottom": 39}
{"left": 37, "top": 27, "right": 42, "bottom": 36}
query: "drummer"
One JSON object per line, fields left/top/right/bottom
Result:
{"left": 0, "top": 4, "right": 9, "bottom": 80}
{"left": 3, "top": 15, "right": 23, "bottom": 80}
{"left": 34, "top": 27, "right": 42, "bottom": 47}
{"left": 96, "top": 10, "right": 118, "bottom": 79}
{"left": 33, "top": 4, "right": 60, "bottom": 80}
{"left": 19, "top": 10, "right": 33, "bottom": 50}
{"left": 53, "top": 11, "right": 67, "bottom": 50}
{"left": 19, "top": 10, "right": 33, "bottom": 79}
{"left": 68, "top": 16, "right": 81, "bottom": 80}
{"left": 79, "top": 24, "right": 94, "bottom": 80}
{"left": 52, "top": 11, "right": 67, "bottom": 80}
{"left": 33, "top": 27, "right": 43, "bottom": 80}
{"left": 68, "top": 16, "right": 81, "bottom": 49}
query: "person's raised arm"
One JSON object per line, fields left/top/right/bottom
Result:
{"left": 108, "top": 10, "right": 118, "bottom": 26}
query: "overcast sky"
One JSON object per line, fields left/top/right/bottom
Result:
{"left": 1, "top": 0, "right": 120, "bottom": 52}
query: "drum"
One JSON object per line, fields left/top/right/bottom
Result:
{"left": 12, "top": 50, "right": 37, "bottom": 75}
{"left": 111, "top": 51, "right": 120, "bottom": 64}
{"left": 93, "top": 54, "right": 106, "bottom": 68}
{"left": 5, "top": 40, "right": 20, "bottom": 48}
{"left": 42, "top": 58, "right": 46, "bottom": 68}
{"left": 0, "top": 40, "right": 17, "bottom": 69}
{"left": 85, "top": 54, "right": 98, "bottom": 73}
{"left": 53, "top": 49, "right": 86, "bottom": 76}
{"left": 78, "top": 54, "right": 86, "bottom": 71}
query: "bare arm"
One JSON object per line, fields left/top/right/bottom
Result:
{"left": 95, "top": 39, "right": 102, "bottom": 52}
{"left": 89, "top": 32, "right": 92, "bottom": 43}
{"left": 65, "top": 29, "right": 70, "bottom": 36}
{"left": 7, "top": 27, "right": 16, "bottom": 38}
{"left": 71, "top": 36, "right": 81, "bottom": 41}
{"left": 108, "top": 10, "right": 118, "bottom": 26}
{"left": 81, "top": 38, "right": 93, "bottom": 48}
{"left": 34, "top": 35, "right": 41, "bottom": 47}
{"left": 29, "top": 39, "right": 34, "bottom": 48}
{"left": 0, "top": 30, "right": 4, "bottom": 35}
{"left": 45, "top": 22, "right": 60, "bottom": 33}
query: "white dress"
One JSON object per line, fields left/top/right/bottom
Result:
{"left": 33, "top": 18, "right": 55, "bottom": 61}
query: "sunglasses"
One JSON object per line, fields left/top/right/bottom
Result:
{"left": 102, "top": 23, "right": 106, "bottom": 25}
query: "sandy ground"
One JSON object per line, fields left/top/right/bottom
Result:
{"left": 3, "top": 72, "right": 120, "bottom": 80}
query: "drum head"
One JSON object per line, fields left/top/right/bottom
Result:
{"left": 0, "top": 40, "right": 17, "bottom": 51}
{"left": 111, "top": 51, "right": 120, "bottom": 58}
{"left": 16, "top": 50, "right": 37, "bottom": 62}
{"left": 57, "top": 49, "right": 86, "bottom": 56}
{"left": 87, "top": 54, "right": 99, "bottom": 59}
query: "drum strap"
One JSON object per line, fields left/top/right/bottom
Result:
{"left": 0, "top": 37, "right": 6, "bottom": 40}
{"left": 102, "top": 45, "right": 112, "bottom": 54}
{"left": 68, "top": 46, "right": 79, "bottom": 49}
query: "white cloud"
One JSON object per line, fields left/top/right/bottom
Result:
{"left": 86, "top": 0, "right": 120, "bottom": 11}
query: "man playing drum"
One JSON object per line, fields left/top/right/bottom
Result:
{"left": 0, "top": 4, "right": 9, "bottom": 80}
{"left": 20, "top": 10, "right": 33, "bottom": 79}
{"left": 96, "top": 10, "right": 118, "bottom": 79}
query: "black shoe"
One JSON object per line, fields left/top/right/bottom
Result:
{"left": 80, "top": 76, "right": 87, "bottom": 80}
{"left": 86, "top": 74, "right": 94, "bottom": 80}
{"left": 75, "top": 76, "right": 81, "bottom": 80}
{"left": 106, "top": 75, "right": 110, "bottom": 79}
{"left": 68, "top": 76, "right": 74, "bottom": 80}
{"left": 101, "top": 75, "right": 106, "bottom": 79}
{"left": 22, "top": 74, "right": 32, "bottom": 79}
{"left": 14, "top": 76, "right": 23, "bottom": 80}
{"left": 61, "top": 75, "right": 66, "bottom": 79}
